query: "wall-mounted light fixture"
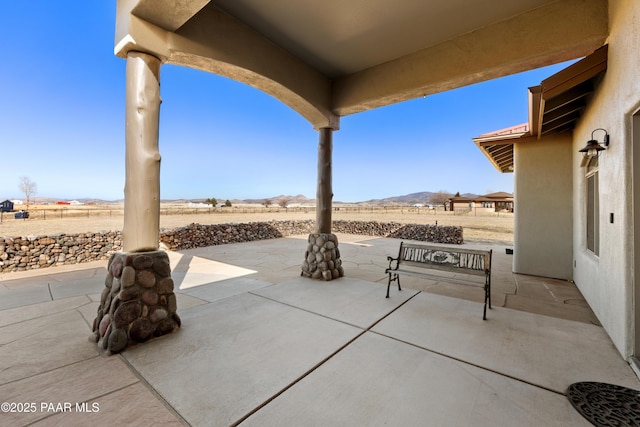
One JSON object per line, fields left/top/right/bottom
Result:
{"left": 579, "top": 128, "right": 610, "bottom": 157}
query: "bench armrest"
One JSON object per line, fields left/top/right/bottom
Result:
{"left": 387, "top": 256, "right": 399, "bottom": 271}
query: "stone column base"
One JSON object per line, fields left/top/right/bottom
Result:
{"left": 91, "top": 251, "right": 180, "bottom": 354}
{"left": 301, "top": 233, "right": 344, "bottom": 281}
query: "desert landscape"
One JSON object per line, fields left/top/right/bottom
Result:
{"left": 0, "top": 203, "right": 513, "bottom": 244}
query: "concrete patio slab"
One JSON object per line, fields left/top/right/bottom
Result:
{"left": 122, "top": 292, "right": 363, "bottom": 426}
{"left": 31, "top": 382, "right": 183, "bottom": 426}
{"left": 0, "top": 295, "right": 91, "bottom": 328}
{"left": 514, "top": 275, "right": 582, "bottom": 301}
{"left": 175, "top": 292, "right": 209, "bottom": 310}
{"left": 425, "top": 281, "right": 507, "bottom": 308}
{"left": 372, "top": 292, "right": 640, "bottom": 394}
{"left": 75, "top": 301, "right": 99, "bottom": 329}
{"left": 0, "top": 261, "right": 105, "bottom": 283}
{"left": 251, "top": 276, "right": 419, "bottom": 329}
{"left": 167, "top": 252, "right": 257, "bottom": 290}
{"left": 180, "top": 276, "right": 273, "bottom": 303}
{"left": 504, "top": 293, "right": 601, "bottom": 325}
{"left": 0, "top": 309, "right": 97, "bottom": 384}
{"left": 243, "top": 332, "right": 590, "bottom": 427}
{"left": 0, "top": 356, "right": 138, "bottom": 425}
{"left": 48, "top": 276, "right": 105, "bottom": 300}
{"left": 0, "top": 235, "right": 636, "bottom": 426}
{"left": 0, "top": 283, "right": 52, "bottom": 310}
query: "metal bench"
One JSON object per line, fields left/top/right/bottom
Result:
{"left": 385, "top": 242, "right": 492, "bottom": 319}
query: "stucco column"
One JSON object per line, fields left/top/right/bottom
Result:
{"left": 91, "top": 51, "right": 180, "bottom": 355}
{"left": 302, "top": 125, "right": 344, "bottom": 280}
{"left": 316, "top": 127, "right": 333, "bottom": 233}
{"left": 123, "top": 51, "right": 162, "bottom": 252}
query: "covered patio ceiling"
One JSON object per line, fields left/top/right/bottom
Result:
{"left": 116, "top": 0, "right": 608, "bottom": 128}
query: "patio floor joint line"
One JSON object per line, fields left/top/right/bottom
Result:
{"left": 117, "top": 354, "right": 192, "bottom": 426}
{"left": 371, "top": 330, "right": 565, "bottom": 397}
{"left": 232, "top": 291, "right": 421, "bottom": 425}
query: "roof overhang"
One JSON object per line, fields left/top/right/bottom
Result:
{"left": 116, "top": 0, "right": 609, "bottom": 128}
{"left": 474, "top": 44, "right": 608, "bottom": 173}
{"left": 534, "top": 44, "right": 608, "bottom": 137}
{"left": 473, "top": 125, "right": 536, "bottom": 173}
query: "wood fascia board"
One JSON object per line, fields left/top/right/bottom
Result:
{"left": 528, "top": 85, "right": 541, "bottom": 138}
{"left": 476, "top": 135, "right": 537, "bottom": 147}
{"left": 537, "top": 94, "right": 546, "bottom": 140}
{"left": 540, "top": 44, "right": 607, "bottom": 100}
{"left": 533, "top": 45, "right": 606, "bottom": 139}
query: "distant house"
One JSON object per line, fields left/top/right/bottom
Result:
{"left": 0, "top": 200, "right": 14, "bottom": 212}
{"left": 449, "top": 192, "right": 513, "bottom": 212}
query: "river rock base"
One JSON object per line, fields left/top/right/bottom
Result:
{"left": 91, "top": 250, "right": 180, "bottom": 354}
{"left": 301, "top": 233, "right": 344, "bottom": 281}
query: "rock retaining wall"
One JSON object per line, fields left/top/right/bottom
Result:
{"left": 0, "top": 232, "right": 121, "bottom": 273}
{"left": 0, "top": 221, "right": 462, "bottom": 272}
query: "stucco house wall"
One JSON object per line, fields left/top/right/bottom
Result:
{"left": 572, "top": 0, "right": 640, "bottom": 358}
{"left": 514, "top": 134, "right": 573, "bottom": 280}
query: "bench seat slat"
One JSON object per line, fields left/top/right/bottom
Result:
{"left": 393, "top": 268, "right": 486, "bottom": 288}
{"left": 400, "top": 243, "right": 492, "bottom": 256}
{"left": 399, "top": 260, "right": 487, "bottom": 276}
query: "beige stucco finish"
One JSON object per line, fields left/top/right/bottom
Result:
{"left": 332, "top": 0, "right": 608, "bottom": 115}
{"left": 123, "top": 51, "right": 162, "bottom": 252}
{"left": 115, "top": 0, "right": 607, "bottom": 127}
{"left": 570, "top": 0, "right": 640, "bottom": 358}
{"left": 514, "top": 134, "right": 573, "bottom": 280}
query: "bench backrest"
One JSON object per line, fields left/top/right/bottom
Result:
{"left": 397, "top": 242, "right": 491, "bottom": 277}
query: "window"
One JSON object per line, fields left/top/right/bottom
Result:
{"left": 586, "top": 158, "right": 599, "bottom": 255}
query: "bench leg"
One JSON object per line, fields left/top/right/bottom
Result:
{"left": 483, "top": 279, "right": 491, "bottom": 320}
{"left": 386, "top": 273, "right": 401, "bottom": 298}
{"left": 386, "top": 277, "right": 391, "bottom": 298}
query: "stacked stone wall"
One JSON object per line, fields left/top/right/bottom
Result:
{"left": 0, "top": 232, "right": 121, "bottom": 273}
{"left": 0, "top": 220, "right": 462, "bottom": 272}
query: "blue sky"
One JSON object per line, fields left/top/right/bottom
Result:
{"left": 1, "top": 2, "right": 574, "bottom": 203}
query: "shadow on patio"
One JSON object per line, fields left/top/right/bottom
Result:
{"left": 0, "top": 234, "right": 635, "bottom": 426}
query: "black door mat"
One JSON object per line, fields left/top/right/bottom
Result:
{"left": 567, "top": 381, "right": 640, "bottom": 426}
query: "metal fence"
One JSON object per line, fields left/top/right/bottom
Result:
{"left": 0, "top": 205, "right": 512, "bottom": 223}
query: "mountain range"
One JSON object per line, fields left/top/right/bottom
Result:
{"left": 25, "top": 192, "right": 482, "bottom": 206}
